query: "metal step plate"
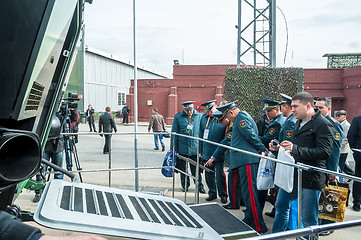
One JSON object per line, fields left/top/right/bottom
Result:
{"left": 34, "top": 179, "right": 222, "bottom": 239}
{"left": 190, "top": 203, "right": 258, "bottom": 239}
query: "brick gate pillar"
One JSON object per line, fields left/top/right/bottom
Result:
{"left": 166, "top": 87, "right": 177, "bottom": 125}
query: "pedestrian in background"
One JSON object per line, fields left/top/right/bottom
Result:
{"left": 336, "top": 110, "right": 354, "bottom": 175}
{"left": 99, "top": 107, "right": 117, "bottom": 154}
{"left": 122, "top": 103, "right": 130, "bottom": 124}
{"left": 86, "top": 104, "right": 96, "bottom": 132}
{"left": 148, "top": 108, "right": 166, "bottom": 151}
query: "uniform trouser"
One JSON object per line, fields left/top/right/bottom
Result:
{"left": 273, "top": 187, "right": 322, "bottom": 239}
{"left": 177, "top": 155, "right": 204, "bottom": 190}
{"left": 104, "top": 135, "right": 111, "bottom": 153}
{"left": 205, "top": 161, "right": 228, "bottom": 198}
{"left": 339, "top": 153, "right": 355, "bottom": 175}
{"left": 153, "top": 132, "right": 165, "bottom": 149}
{"left": 88, "top": 119, "right": 96, "bottom": 132}
{"left": 353, "top": 152, "right": 361, "bottom": 205}
{"left": 238, "top": 163, "right": 268, "bottom": 233}
{"left": 227, "top": 168, "right": 243, "bottom": 208}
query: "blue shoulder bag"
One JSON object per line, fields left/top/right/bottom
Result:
{"left": 162, "top": 150, "right": 177, "bottom": 177}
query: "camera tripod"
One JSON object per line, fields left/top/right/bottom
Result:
{"left": 61, "top": 105, "right": 83, "bottom": 182}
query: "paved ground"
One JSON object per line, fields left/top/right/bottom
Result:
{"left": 16, "top": 122, "right": 361, "bottom": 239}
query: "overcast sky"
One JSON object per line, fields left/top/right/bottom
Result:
{"left": 84, "top": 0, "right": 361, "bottom": 77}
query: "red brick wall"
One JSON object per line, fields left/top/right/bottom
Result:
{"left": 303, "top": 67, "right": 361, "bottom": 120}
{"left": 128, "top": 65, "right": 361, "bottom": 125}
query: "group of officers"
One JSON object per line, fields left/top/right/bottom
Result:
{"left": 170, "top": 91, "right": 358, "bottom": 236}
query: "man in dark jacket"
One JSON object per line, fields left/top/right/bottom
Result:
{"left": 272, "top": 92, "right": 334, "bottom": 236}
{"left": 170, "top": 101, "right": 205, "bottom": 193}
{"left": 86, "top": 104, "right": 96, "bottom": 132}
{"left": 99, "top": 106, "right": 117, "bottom": 154}
{"left": 348, "top": 114, "right": 361, "bottom": 212}
{"left": 122, "top": 103, "right": 130, "bottom": 124}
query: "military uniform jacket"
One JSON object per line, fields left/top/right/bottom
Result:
{"left": 230, "top": 111, "right": 266, "bottom": 170}
{"left": 260, "top": 113, "right": 285, "bottom": 147}
{"left": 325, "top": 114, "right": 343, "bottom": 171}
{"left": 278, "top": 113, "right": 297, "bottom": 142}
{"left": 213, "top": 122, "right": 233, "bottom": 163}
{"left": 291, "top": 110, "right": 334, "bottom": 190}
{"left": 170, "top": 110, "right": 202, "bottom": 156}
{"left": 199, "top": 114, "right": 227, "bottom": 160}
{"left": 348, "top": 115, "right": 361, "bottom": 150}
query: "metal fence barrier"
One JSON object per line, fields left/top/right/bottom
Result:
{"left": 55, "top": 131, "right": 361, "bottom": 239}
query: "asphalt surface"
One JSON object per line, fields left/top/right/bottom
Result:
{"left": 16, "top": 122, "right": 361, "bottom": 239}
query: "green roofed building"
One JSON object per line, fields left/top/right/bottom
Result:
{"left": 323, "top": 53, "right": 361, "bottom": 69}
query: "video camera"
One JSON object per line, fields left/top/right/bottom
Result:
{"left": 60, "top": 93, "right": 82, "bottom": 115}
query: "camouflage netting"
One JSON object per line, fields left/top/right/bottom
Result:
{"left": 224, "top": 67, "right": 303, "bottom": 120}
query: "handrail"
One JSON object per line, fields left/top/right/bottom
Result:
{"left": 58, "top": 131, "right": 361, "bottom": 238}
{"left": 248, "top": 219, "right": 361, "bottom": 240}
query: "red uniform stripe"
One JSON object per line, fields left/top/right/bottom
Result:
{"left": 232, "top": 169, "right": 238, "bottom": 208}
{"left": 223, "top": 170, "right": 228, "bottom": 195}
{"left": 246, "top": 164, "right": 261, "bottom": 232}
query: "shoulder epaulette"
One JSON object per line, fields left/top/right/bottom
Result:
{"left": 330, "top": 116, "right": 338, "bottom": 123}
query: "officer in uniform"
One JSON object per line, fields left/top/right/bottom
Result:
{"left": 315, "top": 97, "right": 343, "bottom": 175}
{"left": 211, "top": 109, "right": 245, "bottom": 209}
{"left": 171, "top": 101, "right": 205, "bottom": 193}
{"left": 199, "top": 100, "right": 228, "bottom": 203}
{"left": 259, "top": 99, "right": 286, "bottom": 212}
{"left": 217, "top": 101, "right": 268, "bottom": 233}
{"left": 267, "top": 93, "right": 297, "bottom": 217}
{"left": 315, "top": 97, "right": 343, "bottom": 236}
{"left": 260, "top": 99, "right": 286, "bottom": 147}
{"left": 277, "top": 94, "right": 297, "bottom": 143}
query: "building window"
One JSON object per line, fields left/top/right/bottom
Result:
{"left": 118, "top": 92, "right": 125, "bottom": 105}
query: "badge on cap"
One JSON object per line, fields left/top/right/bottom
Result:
{"left": 201, "top": 100, "right": 215, "bottom": 113}
{"left": 181, "top": 101, "right": 194, "bottom": 110}
{"left": 262, "top": 99, "right": 280, "bottom": 111}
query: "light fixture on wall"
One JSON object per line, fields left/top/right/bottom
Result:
{"left": 173, "top": 60, "right": 179, "bottom": 65}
